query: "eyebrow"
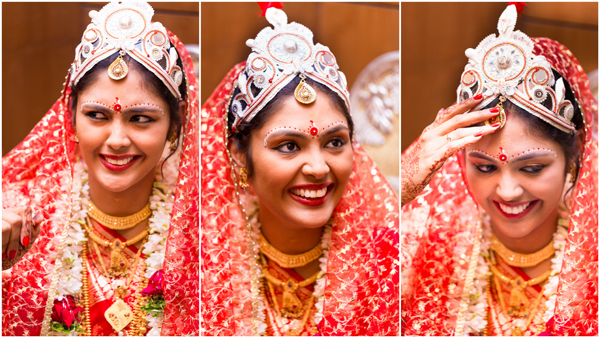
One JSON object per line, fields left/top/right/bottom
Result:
{"left": 81, "top": 102, "right": 111, "bottom": 112}
{"left": 122, "top": 105, "right": 164, "bottom": 115}
{"left": 467, "top": 149, "right": 557, "bottom": 163}
{"left": 321, "top": 125, "right": 349, "bottom": 137}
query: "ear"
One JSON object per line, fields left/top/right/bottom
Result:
{"left": 228, "top": 140, "right": 247, "bottom": 172}
{"left": 178, "top": 100, "right": 187, "bottom": 118}
{"left": 574, "top": 128, "right": 585, "bottom": 156}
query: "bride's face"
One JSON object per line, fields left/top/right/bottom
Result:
{"left": 465, "top": 116, "right": 567, "bottom": 239}
{"left": 247, "top": 94, "right": 354, "bottom": 229}
{"left": 75, "top": 68, "right": 171, "bottom": 194}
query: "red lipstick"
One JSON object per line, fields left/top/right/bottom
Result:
{"left": 100, "top": 154, "right": 140, "bottom": 172}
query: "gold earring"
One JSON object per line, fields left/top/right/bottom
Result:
{"left": 168, "top": 131, "right": 177, "bottom": 152}
{"left": 239, "top": 168, "right": 249, "bottom": 189}
{"left": 569, "top": 162, "right": 578, "bottom": 183}
{"left": 74, "top": 135, "right": 79, "bottom": 143}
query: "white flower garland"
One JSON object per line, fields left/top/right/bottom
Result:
{"left": 249, "top": 214, "right": 331, "bottom": 335}
{"left": 53, "top": 162, "right": 172, "bottom": 336}
{"left": 463, "top": 214, "right": 567, "bottom": 335}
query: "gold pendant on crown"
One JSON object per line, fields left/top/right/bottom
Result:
{"left": 294, "top": 78, "right": 317, "bottom": 104}
{"left": 108, "top": 53, "right": 128, "bottom": 80}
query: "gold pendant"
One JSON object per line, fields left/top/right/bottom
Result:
{"left": 108, "top": 53, "right": 128, "bottom": 80}
{"left": 485, "top": 96, "right": 507, "bottom": 128}
{"left": 281, "top": 279, "right": 304, "bottom": 318}
{"left": 105, "top": 298, "right": 133, "bottom": 333}
{"left": 508, "top": 276, "right": 530, "bottom": 316}
{"left": 294, "top": 77, "right": 316, "bottom": 104}
{"left": 109, "top": 240, "right": 130, "bottom": 277}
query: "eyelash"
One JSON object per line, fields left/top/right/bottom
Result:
{"left": 274, "top": 137, "right": 347, "bottom": 154}
{"left": 84, "top": 111, "right": 155, "bottom": 124}
{"left": 475, "top": 164, "right": 548, "bottom": 174}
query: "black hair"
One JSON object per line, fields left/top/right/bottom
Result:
{"left": 70, "top": 51, "right": 187, "bottom": 169}
{"left": 227, "top": 75, "right": 353, "bottom": 177}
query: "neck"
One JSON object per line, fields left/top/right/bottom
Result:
{"left": 258, "top": 208, "right": 324, "bottom": 257}
{"left": 88, "top": 171, "right": 155, "bottom": 217}
{"left": 491, "top": 208, "right": 558, "bottom": 255}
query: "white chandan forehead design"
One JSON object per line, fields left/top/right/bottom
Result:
{"left": 230, "top": 8, "right": 350, "bottom": 131}
{"left": 457, "top": 5, "right": 576, "bottom": 133}
{"left": 69, "top": 1, "right": 183, "bottom": 99}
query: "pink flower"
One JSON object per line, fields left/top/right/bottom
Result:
{"left": 142, "top": 269, "right": 164, "bottom": 297}
{"left": 51, "top": 296, "right": 82, "bottom": 328}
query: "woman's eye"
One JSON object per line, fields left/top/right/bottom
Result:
{"left": 325, "top": 137, "right": 346, "bottom": 149}
{"left": 521, "top": 164, "right": 546, "bottom": 174}
{"left": 130, "top": 115, "right": 154, "bottom": 124}
{"left": 275, "top": 142, "right": 299, "bottom": 153}
{"left": 476, "top": 164, "right": 497, "bottom": 173}
{"left": 85, "top": 111, "right": 107, "bottom": 120}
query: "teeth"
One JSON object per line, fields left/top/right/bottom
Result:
{"left": 105, "top": 156, "right": 134, "bottom": 166}
{"left": 499, "top": 202, "right": 531, "bottom": 215}
{"left": 291, "top": 187, "right": 328, "bottom": 199}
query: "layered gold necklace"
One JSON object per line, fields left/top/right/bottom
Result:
{"left": 490, "top": 234, "right": 555, "bottom": 267}
{"left": 88, "top": 200, "right": 151, "bottom": 230}
{"left": 258, "top": 233, "right": 323, "bottom": 336}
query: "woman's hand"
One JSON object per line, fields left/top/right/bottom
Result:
{"left": 401, "top": 95, "right": 501, "bottom": 206}
{"left": 2, "top": 207, "right": 42, "bottom": 270}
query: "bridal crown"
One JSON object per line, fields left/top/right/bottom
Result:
{"left": 457, "top": 5, "right": 576, "bottom": 133}
{"left": 229, "top": 8, "right": 351, "bottom": 131}
{"left": 69, "top": 1, "right": 183, "bottom": 100}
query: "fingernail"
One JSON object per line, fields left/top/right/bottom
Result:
{"left": 474, "top": 132, "right": 483, "bottom": 137}
{"left": 33, "top": 215, "right": 42, "bottom": 223}
{"left": 490, "top": 107, "right": 500, "bottom": 113}
{"left": 491, "top": 122, "right": 501, "bottom": 128}
{"left": 473, "top": 94, "right": 483, "bottom": 100}
{"left": 2, "top": 253, "right": 6, "bottom": 260}
{"left": 9, "top": 250, "right": 16, "bottom": 259}
{"left": 22, "top": 236, "right": 30, "bottom": 247}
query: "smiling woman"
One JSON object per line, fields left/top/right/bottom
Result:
{"left": 2, "top": 2, "right": 199, "bottom": 336}
{"left": 201, "top": 6, "right": 399, "bottom": 336}
{"left": 401, "top": 4, "right": 597, "bottom": 336}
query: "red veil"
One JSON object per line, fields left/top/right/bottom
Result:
{"left": 201, "top": 63, "right": 399, "bottom": 335}
{"left": 2, "top": 31, "right": 199, "bottom": 336}
{"left": 401, "top": 39, "right": 598, "bottom": 335}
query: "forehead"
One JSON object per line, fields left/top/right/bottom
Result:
{"left": 79, "top": 68, "right": 166, "bottom": 105}
{"left": 260, "top": 94, "right": 347, "bottom": 129}
{"left": 466, "top": 115, "right": 563, "bottom": 155}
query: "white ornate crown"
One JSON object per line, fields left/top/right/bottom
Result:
{"left": 457, "top": 5, "right": 576, "bottom": 133}
{"left": 69, "top": 2, "right": 183, "bottom": 100}
{"left": 230, "top": 8, "right": 350, "bottom": 131}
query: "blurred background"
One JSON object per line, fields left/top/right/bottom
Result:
{"left": 202, "top": 2, "right": 400, "bottom": 191}
{"left": 401, "top": 2, "right": 598, "bottom": 152}
{"left": 2, "top": 2, "right": 199, "bottom": 156}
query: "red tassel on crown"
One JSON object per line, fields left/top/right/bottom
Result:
{"left": 509, "top": 2, "right": 528, "bottom": 15}
{"left": 257, "top": 2, "right": 283, "bottom": 16}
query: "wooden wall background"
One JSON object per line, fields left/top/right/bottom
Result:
{"left": 2, "top": 2, "right": 199, "bottom": 156}
{"left": 201, "top": 2, "right": 399, "bottom": 105}
{"left": 401, "top": 2, "right": 598, "bottom": 152}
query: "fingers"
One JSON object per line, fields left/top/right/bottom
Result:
{"left": 444, "top": 123, "right": 501, "bottom": 154}
{"left": 436, "top": 107, "right": 500, "bottom": 136}
{"left": 3, "top": 210, "right": 23, "bottom": 260}
{"left": 436, "top": 94, "right": 484, "bottom": 124}
{"left": 20, "top": 207, "right": 32, "bottom": 248}
{"left": 2, "top": 220, "right": 10, "bottom": 255}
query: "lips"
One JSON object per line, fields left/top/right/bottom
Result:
{"left": 100, "top": 154, "right": 140, "bottom": 172}
{"left": 494, "top": 200, "right": 538, "bottom": 219}
{"left": 288, "top": 183, "right": 333, "bottom": 206}
{"left": 290, "top": 187, "right": 328, "bottom": 199}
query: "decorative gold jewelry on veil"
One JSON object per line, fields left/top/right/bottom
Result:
{"left": 108, "top": 51, "right": 129, "bottom": 81}
{"left": 294, "top": 75, "right": 317, "bottom": 104}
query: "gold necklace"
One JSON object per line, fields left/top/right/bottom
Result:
{"left": 489, "top": 258, "right": 551, "bottom": 318}
{"left": 87, "top": 200, "right": 151, "bottom": 230}
{"left": 490, "top": 234, "right": 555, "bottom": 267}
{"left": 85, "top": 218, "right": 148, "bottom": 278}
{"left": 258, "top": 232, "right": 323, "bottom": 268}
{"left": 82, "top": 230, "right": 149, "bottom": 334}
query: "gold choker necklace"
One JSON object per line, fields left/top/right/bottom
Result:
{"left": 258, "top": 233, "right": 323, "bottom": 268}
{"left": 490, "top": 234, "right": 555, "bottom": 267}
{"left": 88, "top": 200, "right": 151, "bottom": 230}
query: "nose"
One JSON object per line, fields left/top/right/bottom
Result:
{"left": 496, "top": 172, "right": 524, "bottom": 202}
{"left": 301, "top": 148, "right": 330, "bottom": 179}
{"left": 105, "top": 121, "right": 131, "bottom": 150}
